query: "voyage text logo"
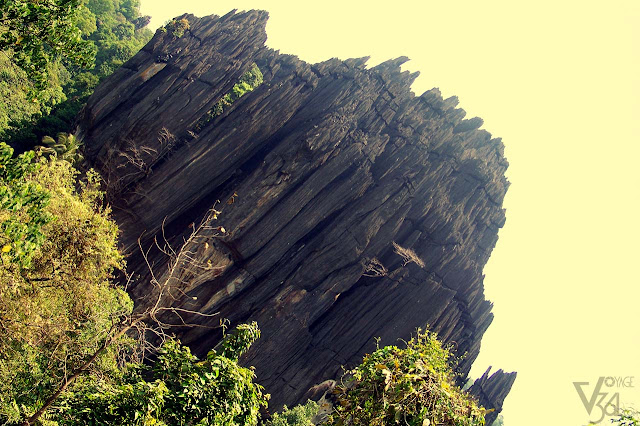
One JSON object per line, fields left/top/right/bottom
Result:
{"left": 574, "top": 376, "right": 635, "bottom": 424}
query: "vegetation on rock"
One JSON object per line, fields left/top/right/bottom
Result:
{"left": 163, "top": 18, "right": 190, "bottom": 38}
{"left": 326, "top": 329, "right": 486, "bottom": 426}
{"left": 194, "top": 63, "right": 264, "bottom": 131}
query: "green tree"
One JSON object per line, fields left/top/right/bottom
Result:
{"left": 0, "top": 0, "right": 96, "bottom": 94}
{"left": 0, "top": 54, "right": 68, "bottom": 137}
{"left": 52, "top": 323, "right": 269, "bottom": 426}
{"left": 0, "top": 145, "right": 133, "bottom": 424}
{"left": 326, "top": 329, "right": 487, "bottom": 426}
{"left": 1, "top": 0, "right": 153, "bottom": 151}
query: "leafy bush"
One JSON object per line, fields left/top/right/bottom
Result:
{"left": 164, "top": 18, "right": 190, "bottom": 38}
{"left": 266, "top": 400, "right": 319, "bottom": 426}
{"left": 54, "top": 322, "right": 269, "bottom": 426}
{"left": 0, "top": 143, "right": 52, "bottom": 267}
{"left": 326, "top": 329, "right": 486, "bottom": 426}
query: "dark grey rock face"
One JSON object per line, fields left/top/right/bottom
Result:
{"left": 77, "top": 9, "right": 514, "bottom": 413}
{"left": 469, "top": 368, "right": 518, "bottom": 425}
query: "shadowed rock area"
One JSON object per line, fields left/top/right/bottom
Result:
{"left": 76, "top": 9, "right": 515, "bottom": 413}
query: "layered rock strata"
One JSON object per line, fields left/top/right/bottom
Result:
{"left": 77, "top": 9, "right": 513, "bottom": 411}
{"left": 470, "top": 368, "right": 518, "bottom": 425}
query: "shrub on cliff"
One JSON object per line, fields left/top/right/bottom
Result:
{"left": 163, "top": 18, "right": 190, "bottom": 38}
{"left": 325, "top": 329, "right": 486, "bottom": 426}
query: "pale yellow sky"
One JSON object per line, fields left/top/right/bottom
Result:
{"left": 141, "top": 1, "right": 640, "bottom": 424}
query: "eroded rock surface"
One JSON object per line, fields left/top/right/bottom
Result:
{"left": 470, "top": 368, "right": 518, "bottom": 425}
{"left": 77, "top": 9, "right": 514, "bottom": 412}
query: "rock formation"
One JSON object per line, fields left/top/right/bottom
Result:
{"left": 470, "top": 368, "right": 518, "bottom": 425}
{"left": 76, "top": 9, "right": 514, "bottom": 413}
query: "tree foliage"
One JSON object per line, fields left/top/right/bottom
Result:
{"left": 0, "top": 143, "right": 51, "bottom": 267}
{"left": 0, "top": 146, "right": 132, "bottom": 424}
{"left": 265, "top": 400, "right": 319, "bottom": 426}
{"left": 0, "top": 54, "right": 68, "bottom": 136}
{"left": 52, "top": 323, "right": 269, "bottom": 426}
{"left": 194, "top": 63, "right": 264, "bottom": 132}
{"left": 1, "top": 0, "right": 153, "bottom": 150}
{"left": 0, "top": 0, "right": 96, "bottom": 94}
{"left": 326, "top": 329, "right": 486, "bottom": 426}
{"left": 40, "top": 132, "right": 83, "bottom": 164}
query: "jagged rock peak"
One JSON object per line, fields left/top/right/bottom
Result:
{"left": 343, "top": 56, "right": 370, "bottom": 69}
{"left": 77, "top": 9, "right": 514, "bottom": 416}
{"left": 469, "top": 367, "right": 517, "bottom": 425}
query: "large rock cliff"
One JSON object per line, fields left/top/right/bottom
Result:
{"left": 76, "top": 9, "right": 514, "bottom": 413}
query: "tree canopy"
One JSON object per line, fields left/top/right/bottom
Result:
{"left": 0, "top": 0, "right": 153, "bottom": 151}
{"left": 0, "top": 0, "right": 96, "bottom": 94}
{"left": 0, "top": 143, "right": 132, "bottom": 424}
{"left": 53, "top": 324, "right": 269, "bottom": 426}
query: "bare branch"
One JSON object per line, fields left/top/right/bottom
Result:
{"left": 363, "top": 257, "right": 388, "bottom": 277}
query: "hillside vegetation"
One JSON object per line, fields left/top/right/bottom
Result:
{"left": 0, "top": 0, "right": 153, "bottom": 151}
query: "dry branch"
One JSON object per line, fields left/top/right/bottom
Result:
{"left": 363, "top": 257, "right": 388, "bottom": 277}
{"left": 392, "top": 241, "right": 425, "bottom": 268}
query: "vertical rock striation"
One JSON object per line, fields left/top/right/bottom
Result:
{"left": 469, "top": 368, "right": 518, "bottom": 425}
{"left": 77, "top": 10, "right": 514, "bottom": 413}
